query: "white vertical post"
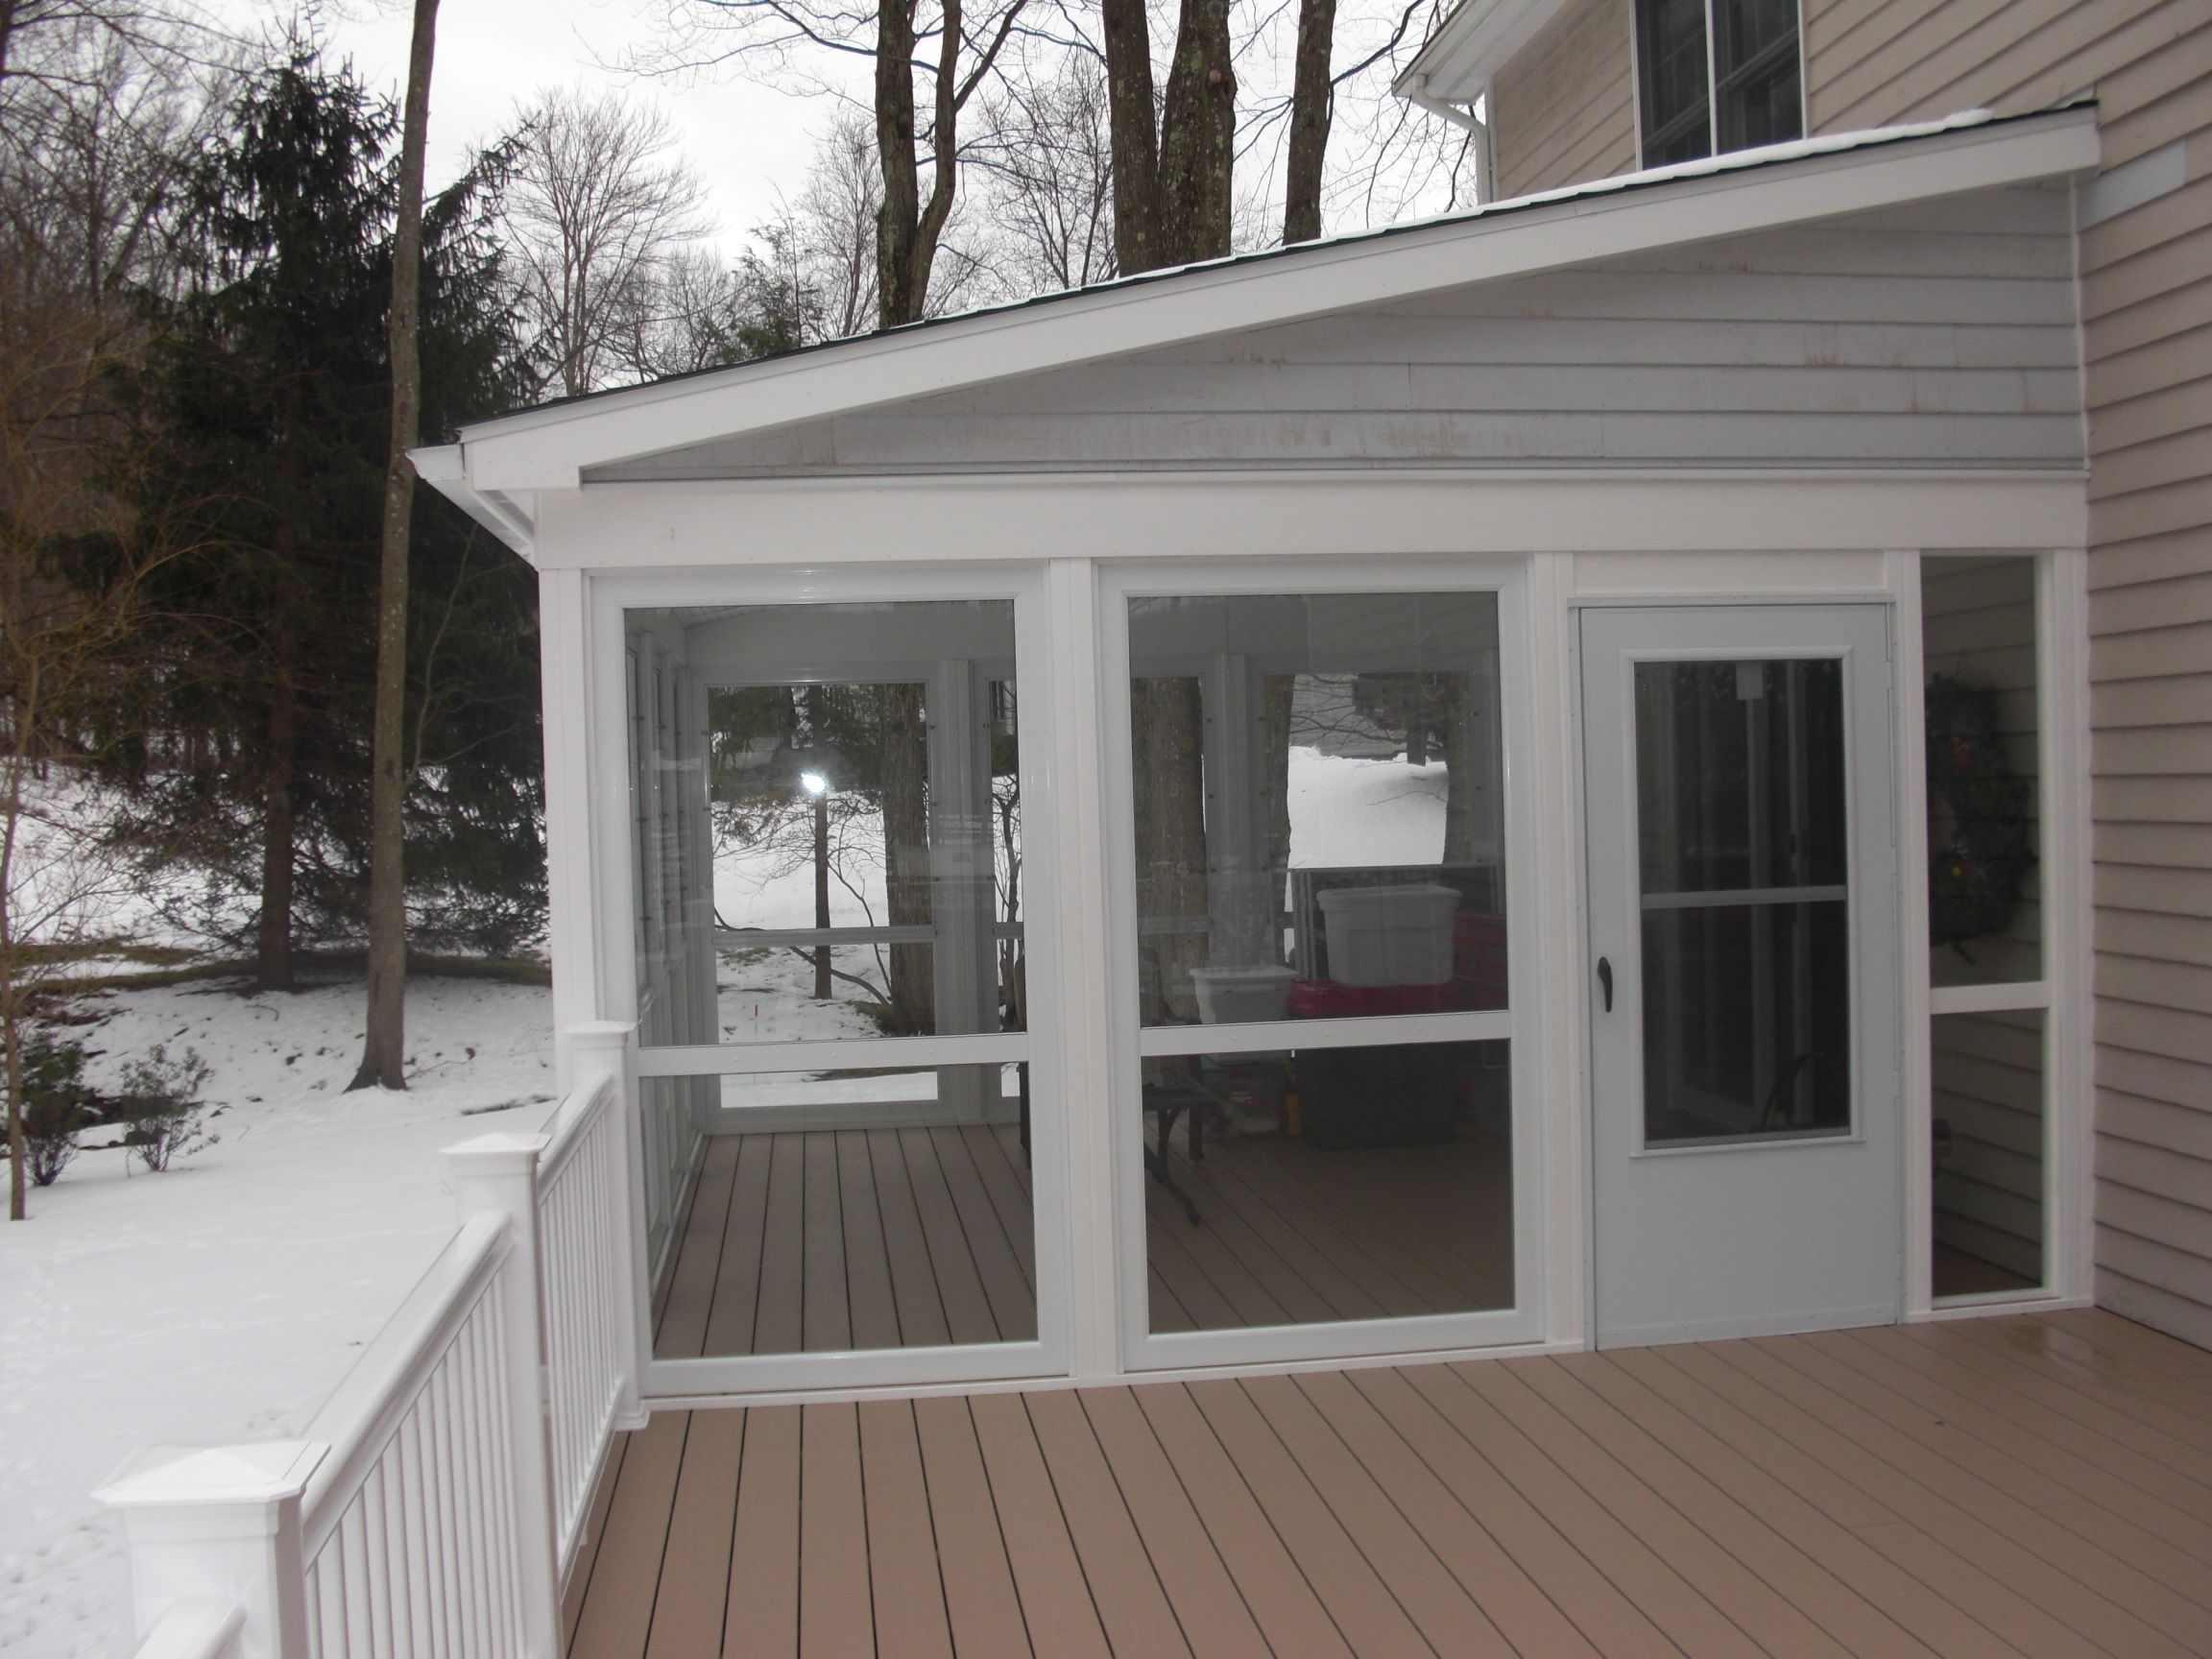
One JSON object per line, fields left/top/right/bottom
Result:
{"left": 444, "top": 1134, "right": 562, "bottom": 1659}
{"left": 95, "top": 1441, "right": 325, "bottom": 1659}
{"left": 568, "top": 1020, "right": 647, "bottom": 1427}
{"left": 540, "top": 567, "right": 601, "bottom": 1097}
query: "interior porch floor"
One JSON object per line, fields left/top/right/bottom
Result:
{"left": 568, "top": 1309, "right": 2212, "bottom": 1658}
{"left": 653, "top": 1120, "right": 1513, "bottom": 1359}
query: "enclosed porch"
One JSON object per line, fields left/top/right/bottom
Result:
{"left": 566, "top": 1309, "right": 2212, "bottom": 1658}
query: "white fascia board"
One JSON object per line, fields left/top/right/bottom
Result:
{"left": 458, "top": 107, "right": 2099, "bottom": 495}
{"left": 411, "top": 443, "right": 537, "bottom": 557}
{"left": 1393, "top": 0, "right": 1572, "bottom": 107}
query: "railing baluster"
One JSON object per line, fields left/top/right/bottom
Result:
{"left": 102, "top": 1027, "right": 637, "bottom": 1659}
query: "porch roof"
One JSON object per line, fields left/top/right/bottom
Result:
{"left": 418, "top": 105, "right": 2099, "bottom": 561}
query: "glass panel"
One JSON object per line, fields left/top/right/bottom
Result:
{"left": 1932, "top": 1009, "right": 2045, "bottom": 1296}
{"left": 1638, "top": 0, "right": 1713, "bottom": 164}
{"left": 1142, "top": 1040, "right": 1512, "bottom": 1334}
{"left": 1713, "top": 0, "right": 1802, "bottom": 152}
{"left": 627, "top": 600, "right": 1022, "bottom": 1045}
{"left": 1635, "top": 658, "right": 1851, "bottom": 1146}
{"left": 651, "top": 1063, "right": 1037, "bottom": 1359}
{"left": 1922, "top": 557, "right": 2041, "bottom": 986}
{"left": 1126, "top": 592, "right": 1505, "bottom": 1027}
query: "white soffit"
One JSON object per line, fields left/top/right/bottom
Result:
{"left": 425, "top": 104, "right": 2099, "bottom": 530}
{"left": 1394, "top": 0, "right": 1574, "bottom": 108}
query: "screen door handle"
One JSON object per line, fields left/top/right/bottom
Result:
{"left": 1597, "top": 956, "right": 1613, "bottom": 1013}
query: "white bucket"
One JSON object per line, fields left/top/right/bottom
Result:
{"left": 1191, "top": 965, "right": 1296, "bottom": 1023}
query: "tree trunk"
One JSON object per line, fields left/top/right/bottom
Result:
{"left": 352, "top": 0, "right": 439, "bottom": 1093}
{"left": 879, "top": 684, "right": 932, "bottom": 1033}
{"left": 1440, "top": 671, "right": 1479, "bottom": 865}
{"left": 1098, "top": 0, "right": 1161, "bottom": 276}
{"left": 1131, "top": 678, "right": 1209, "bottom": 1022}
{"left": 1153, "top": 0, "right": 1237, "bottom": 267}
{"left": 1284, "top": 0, "right": 1337, "bottom": 244}
{"left": 256, "top": 622, "right": 299, "bottom": 994}
{"left": 806, "top": 685, "right": 831, "bottom": 999}
{"left": 875, "top": 0, "right": 923, "bottom": 326}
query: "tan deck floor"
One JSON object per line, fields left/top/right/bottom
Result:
{"left": 654, "top": 1123, "right": 1512, "bottom": 1358}
{"left": 569, "top": 1309, "right": 2212, "bottom": 1657}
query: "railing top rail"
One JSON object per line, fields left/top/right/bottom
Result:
{"left": 538, "top": 1069, "right": 615, "bottom": 1190}
{"left": 300, "top": 1209, "right": 510, "bottom": 1551}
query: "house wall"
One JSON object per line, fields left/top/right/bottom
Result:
{"left": 591, "top": 189, "right": 2080, "bottom": 482}
{"left": 1489, "top": 0, "right": 1637, "bottom": 198}
{"left": 1802, "top": 0, "right": 2212, "bottom": 1349}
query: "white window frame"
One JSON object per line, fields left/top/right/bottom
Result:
{"left": 589, "top": 564, "right": 1075, "bottom": 1397}
{"left": 1096, "top": 557, "right": 1550, "bottom": 1372}
{"left": 1895, "top": 548, "right": 2093, "bottom": 1315}
{"left": 1629, "top": 0, "right": 1810, "bottom": 172}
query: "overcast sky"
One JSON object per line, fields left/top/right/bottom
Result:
{"left": 300, "top": 0, "right": 851, "bottom": 257}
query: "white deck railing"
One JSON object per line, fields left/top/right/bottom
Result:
{"left": 98, "top": 1023, "right": 642, "bottom": 1659}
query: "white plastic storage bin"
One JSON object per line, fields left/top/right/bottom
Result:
{"left": 1315, "top": 884, "right": 1460, "bottom": 986}
{"left": 1192, "top": 964, "right": 1296, "bottom": 1022}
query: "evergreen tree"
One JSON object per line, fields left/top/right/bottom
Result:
{"left": 91, "top": 45, "right": 540, "bottom": 986}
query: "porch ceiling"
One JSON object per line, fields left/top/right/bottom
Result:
{"left": 563, "top": 1310, "right": 2212, "bottom": 1658}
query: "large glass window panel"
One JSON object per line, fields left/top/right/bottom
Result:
{"left": 1126, "top": 592, "right": 1506, "bottom": 1028}
{"left": 1637, "top": 0, "right": 1712, "bottom": 165}
{"left": 1922, "top": 557, "right": 2041, "bottom": 987}
{"left": 1635, "top": 658, "right": 1852, "bottom": 1146}
{"left": 1713, "top": 0, "right": 1802, "bottom": 152}
{"left": 1932, "top": 1009, "right": 2046, "bottom": 1297}
{"left": 627, "top": 600, "right": 1022, "bottom": 1045}
{"left": 1142, "top": 1041, "right": 1513, "bottom": 1334}
{"left": 650, "top": 1067, "right": 1037, "bottom": 1359}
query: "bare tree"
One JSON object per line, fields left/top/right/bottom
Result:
{"left": 350, "top": 0, "right": 438, "bottom": 1094}
{"left": 501, "top": 85, "right": 712, "bottom": 397}
{"left": 969, "top": 48, "right": 1115, "bottom": 291}
{"left": 639, "top": 0, "right": 1026, "bottom": 329}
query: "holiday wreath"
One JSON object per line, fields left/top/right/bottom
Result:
{"left": 1924, "top": 674, "right": 2035, "bottom": 953}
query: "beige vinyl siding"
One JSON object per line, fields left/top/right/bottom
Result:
{"left": 1490, "top": 0, "right": 1636, "bottom": 199}
{"left": 596, "top": 189, "right": 2081, "bottom": 483}
{"left": 1803, "top": 0, "right": 2212, "bottom": 1346}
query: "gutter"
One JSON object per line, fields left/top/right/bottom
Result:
{"left": 411, "top": 443, "right": 538, "bottom": 560}
{"left": 1403, "top": 76, "right": 1493, "bottom": 204}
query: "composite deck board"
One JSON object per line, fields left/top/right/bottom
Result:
{"left": 657, "top": 1126, "right": 1509, "bottom": 1358}
{"left": 579, "top": 1313, "right": 2212, "bottom": 1658}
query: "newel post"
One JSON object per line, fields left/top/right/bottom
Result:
{"left": 445, "top": 1132, "right": 563, "bottom": 1659}
{"left": 566, "top": 1019, "right": 647, "bottom": 1429}
{"left": 94, "top": 1440, "right": 325, "bottom": 1659}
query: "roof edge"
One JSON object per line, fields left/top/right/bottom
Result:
{"left": 449, "top": 103, "right": 2099, "bottom": 504}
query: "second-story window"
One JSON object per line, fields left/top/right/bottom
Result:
{"left": 1637, "top": 0, "right": 1802, "bottom": 167}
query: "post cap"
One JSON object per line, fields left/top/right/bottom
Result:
{"left": 95, "top": 1441, "right": 327, "bottom": 1509}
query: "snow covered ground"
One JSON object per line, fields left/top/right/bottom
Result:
{"left": 0, "top": 745, "right": 1467, "bottom": 1655}
{"left": 0, "top": 972, "right": 556, "bottom": 1659}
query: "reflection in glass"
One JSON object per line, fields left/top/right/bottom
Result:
{"left": 1932, "top": 1009, "right": 2045, "bottom": 1297}
{"left": 652, "top": 1065, "right": 1037, "bottom": 1360}
{"left": 1126, "top": 593, "right": 1506, "bottom": 1027}
{"left": 627, "top": 600, "right": 1022, "bottom": 1047}
{"left": 1922, "top": 557, "right": 2040, "bottom": 986}
{"left": 1634, "top": 659, "right": 1851, "bottom": 1146}
{"left": 1142, "top": 1041, "right": 1513, "bottom": 1334}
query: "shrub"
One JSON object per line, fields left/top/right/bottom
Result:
{"left": 20, "top": 1029, "right": 94, "bottom": 1188}
{"left": 117, "top": 1044, "right": 215, "bottom": 1172}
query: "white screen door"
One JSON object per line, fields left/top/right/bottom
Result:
{"left": 1581, "top": 604, "right": 1901, "bottom": 1347}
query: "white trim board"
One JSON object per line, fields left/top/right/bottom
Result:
{"left": 529, "top": 471, "right": 2087, "bottom": 571}
{"left": 421, "top": 108, "right": 2098, "bottom": 518}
